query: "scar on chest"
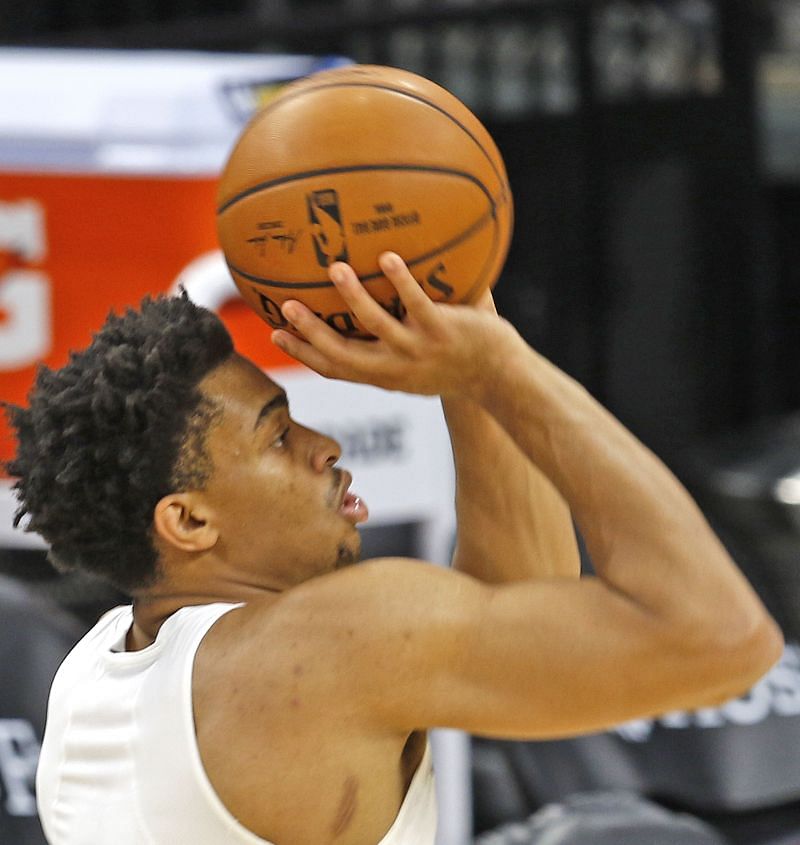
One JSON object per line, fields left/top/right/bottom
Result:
{"left": 331, "top": 775, "right": 359, "bottom": 838}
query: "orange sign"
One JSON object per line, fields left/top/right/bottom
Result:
{"left": 0, "top": 172, "right": 298, "bottom": 471}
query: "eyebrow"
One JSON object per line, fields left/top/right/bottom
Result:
{"left": 254, "top": 392, "right": 289, "bottom": 430}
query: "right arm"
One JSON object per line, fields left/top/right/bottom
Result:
{"left": 271, "top": 254, "right": 783, "bottom": 739}
{"left": 442, "top": 291, "right": 580, "bottom": 584}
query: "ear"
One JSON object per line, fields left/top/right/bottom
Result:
{"left": 153, "top": 493, "right": 218, "bottom": 553}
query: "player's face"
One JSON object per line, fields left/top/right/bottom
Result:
{"left": 197, "top": 355, "right": 366, "bottom": 588}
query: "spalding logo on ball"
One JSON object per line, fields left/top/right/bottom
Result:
{"left": 216, "top": 64, "right": 513, "bottom": 338}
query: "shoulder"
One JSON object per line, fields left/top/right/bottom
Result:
{"left": 207, "top": 559, "right": 484, "bottom": 654}
{"left": 270, "top": 558, "right": 485, "bottom": 639}
{"left": 197, "top": 559, "right": 486, "bottom": 717}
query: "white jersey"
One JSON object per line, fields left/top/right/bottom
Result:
{"left": 36, "top": 602, "right": 437, "bottom": 845}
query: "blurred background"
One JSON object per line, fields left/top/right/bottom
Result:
{"left": 0, "top": 1, "right": 799, "bottom": 844}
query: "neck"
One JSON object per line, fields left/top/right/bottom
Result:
{"left": 128, "top": 581, "right": 282, "bottom": 648}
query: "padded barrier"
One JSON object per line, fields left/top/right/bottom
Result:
{"left": 0, "top": 574, "right": 85, "bottom": 844}
{"left": 475, "top": 791, "right": 729, "bottom": 845}
{"left": 472, "top": 639, "right": 800, "bottom": 842}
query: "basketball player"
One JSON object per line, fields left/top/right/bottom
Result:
{"left": 8, "top": 253, "right": 781, "bottom": 845}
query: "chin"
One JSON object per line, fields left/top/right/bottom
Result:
{"left": 334, "top": 534, "right": 361, "bottom": 569}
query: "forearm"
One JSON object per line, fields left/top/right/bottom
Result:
{"left": 477, "top": 326, "right": 776, "bottom": 639}
{"left": 443, "top": 392, "right": 579, "bottom": 583}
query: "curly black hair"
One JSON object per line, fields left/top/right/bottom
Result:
{"left": 4, "top": 294, "right": 234, "bottom": 593}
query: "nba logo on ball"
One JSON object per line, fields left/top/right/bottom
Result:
{"left": 307, "top": 189, "right": 348, "bottom": 267}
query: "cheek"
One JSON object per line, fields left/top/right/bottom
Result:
{"left": 209, "top": 456, "right": 284, "bottom": 515}
{"left": 236, "top": 463, "right": 322, "bottom": 526}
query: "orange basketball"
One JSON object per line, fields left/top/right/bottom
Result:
{"left": 216, "top": 64, "right": 513, "bottom": 338}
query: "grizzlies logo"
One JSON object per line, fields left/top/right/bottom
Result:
{"left": 307, "top": 189, "right": 348, "bottom": 267}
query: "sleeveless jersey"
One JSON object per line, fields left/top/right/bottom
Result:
{"left": 36, "top": 603, "right": 438, "bottom": 845}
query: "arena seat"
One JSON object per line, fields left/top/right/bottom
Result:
{"left": 474, "top": 792, "right": 729, "bottom": 845}
{"left": 0, "top": 573, "right": 85, "bottom": 844}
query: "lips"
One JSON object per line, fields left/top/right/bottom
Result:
{"left": 335, "top": 470, "right": 369, "bottom": 525}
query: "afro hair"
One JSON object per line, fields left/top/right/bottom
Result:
{"left": 4, "top": 293, "right": 234, "bottom": 593}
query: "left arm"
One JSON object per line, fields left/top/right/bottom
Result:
{"left": 444, "top": 292, "right": 580, "bottom": 583}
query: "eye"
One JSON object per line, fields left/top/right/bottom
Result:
{"left": 273, "top": 427, "right": 290, "bottom": 448}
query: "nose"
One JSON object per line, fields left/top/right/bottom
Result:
{"left": 293, "top": 421, "right": 342, "bottom": 472}
{"left": 311, "top": 430, "right": 342, "bottom": 473}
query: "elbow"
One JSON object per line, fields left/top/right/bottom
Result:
{"left": 733, "top": 612, "right": 784, "bottom": 688}
{"left": 700, "top": 611, "right": 785, "bottom": 706}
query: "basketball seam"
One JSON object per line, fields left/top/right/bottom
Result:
{"left": 216, "top": 163, "right": 495, "bottom": 216}
{"left": 227, "top": 207, "right": 496, "bottom": 290}
{"left": 219, "top": 80, "right": 508, "bottom": 206}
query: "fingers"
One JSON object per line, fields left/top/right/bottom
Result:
{"left": 272, "top": 254, "right": 443, "bottom": 381}
{"left": 273, "top": 299, "right": 387, "bottom": 383}
{"left": 377, "top": 253, "right": 440, "bottom": 331}
{"left": 280, "top": 300, "right": 351, "bottom": 362}
{"left": 271, "top": 328, "right": 340, "bottom": 378}
{"left": 327, "top": 262, "right": 410, "bottom": 347}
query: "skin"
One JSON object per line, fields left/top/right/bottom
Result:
{"left": 126, "top": 254, "right": 783, "bottom": 845}
{"left": 127, "top": 355, "right": 362, "bottom": 644}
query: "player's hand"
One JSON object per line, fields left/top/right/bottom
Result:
{"left": 271, "top": 253, "right": 516, "bottom": 398}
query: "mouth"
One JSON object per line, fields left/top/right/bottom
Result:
{"left": 334, "top": 469, "right": 369, "bottom": 526}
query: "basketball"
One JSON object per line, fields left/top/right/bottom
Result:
{"left": 216, "top": 64, "right": 513, "bottom": 338}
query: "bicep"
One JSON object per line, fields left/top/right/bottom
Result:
{"left": 414, "top": 578, "right": 674, "bottom": 738}
{"left": 342, "top": 562, "right": 739, "bottom": 740}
